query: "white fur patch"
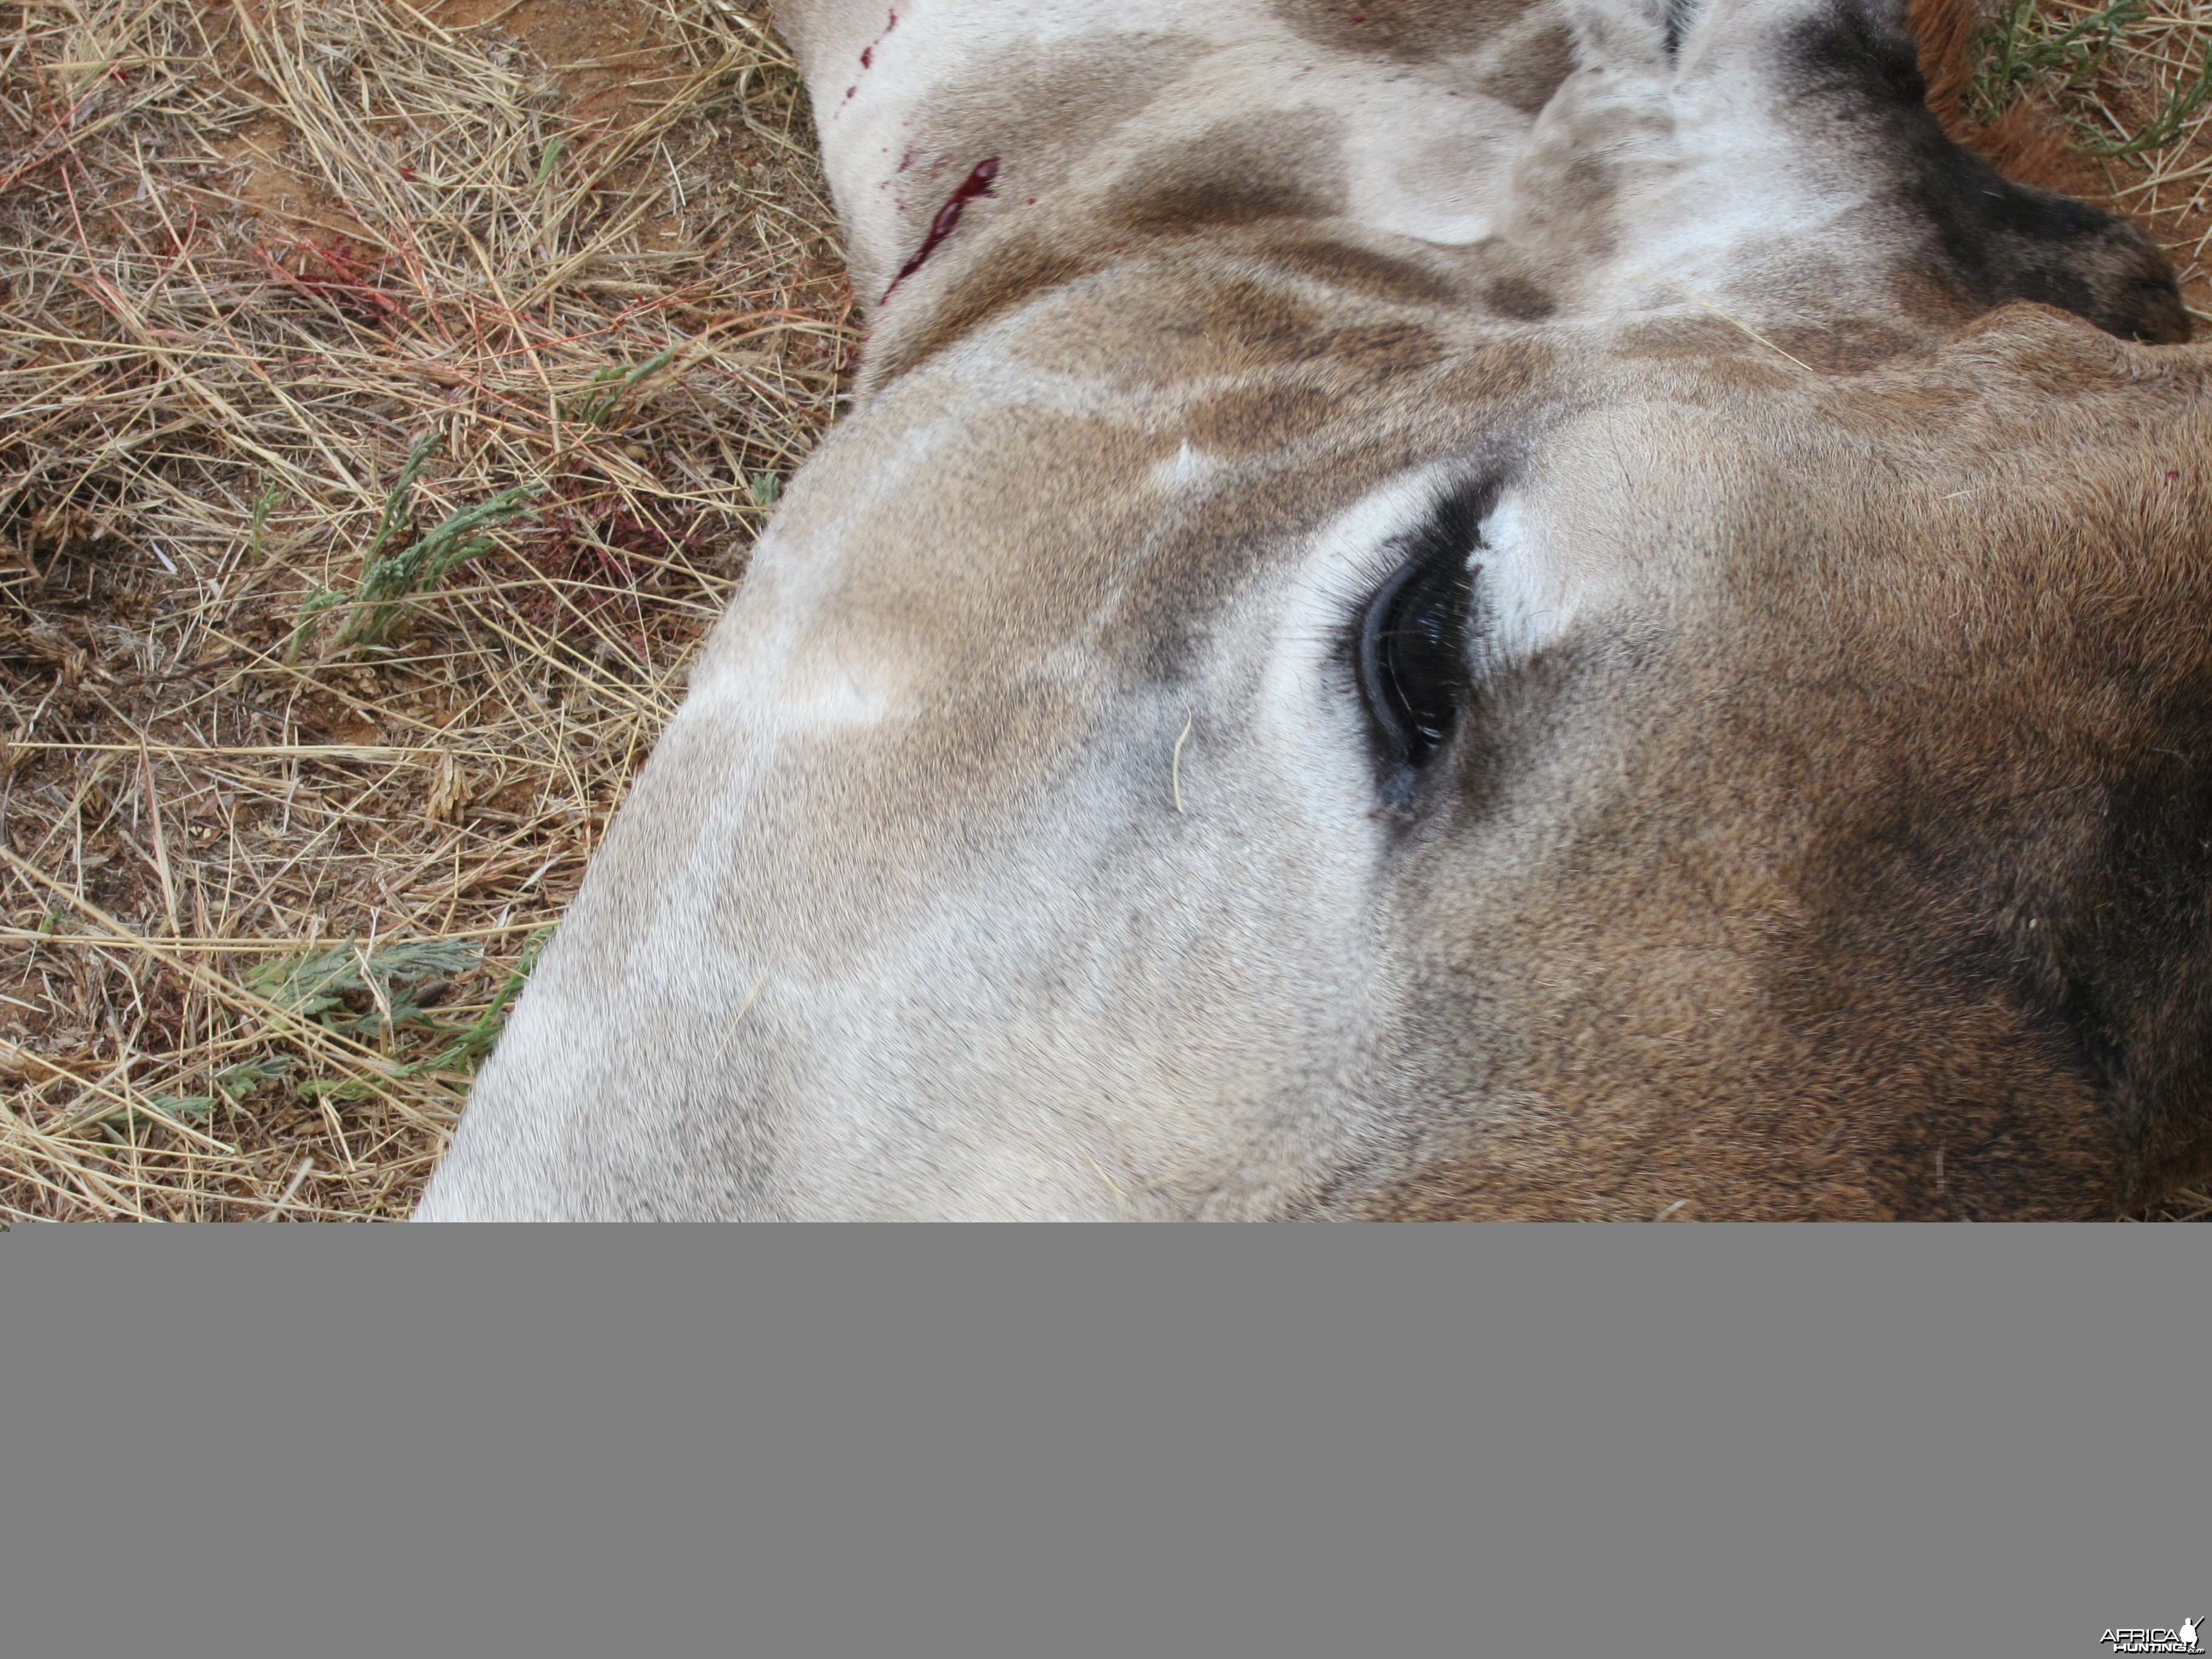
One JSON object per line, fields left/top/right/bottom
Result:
{"left": 1478, "top": 493, "right": 1566, "bottom": 660}
{"left": 773, "top": 666, "right": 902, "bottom": 734}
{"left": 1481, "top": 487, "right": 1635, "bottom": 664}
{"left": 1154, "top": 437, "right": 1222, "bottom": 491}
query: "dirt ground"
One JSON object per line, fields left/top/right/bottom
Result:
{"left": 2, "top": 0, "right": 2208, "bottom": 1221}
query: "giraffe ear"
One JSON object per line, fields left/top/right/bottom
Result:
{"left": 1770, "top": 0, "right": 2189, "bottom": 344}
{"left": 1558, "top": 0, "right": 1673, "bottom": 72}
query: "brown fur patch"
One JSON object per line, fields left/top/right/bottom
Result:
{"left": 1107, "top": 111, "right": 1350, "bottom": 233}
{"left": 1324, "top": 320, "right": 1449, "bottom": 372}
{"left": 886, "top": 35, "right": 1199, "bottom": 251}
{"left": 1420, "top": 332, "right": 1556, "bottom": 409}
{"left": 1472, "top": 19, "right": 1577, "bottom": 116}
{"left": 1184, "top": 386, "right": 1340, "bottom": 452}
{"left": 1272, "top": 0, "right": 1542, "bottom": 63}
{"left": 1168, "top": 272, "right": 1335, "bottom": 364}
{"left": 1484, "top": 276, "right": 1558, "bottom": 322}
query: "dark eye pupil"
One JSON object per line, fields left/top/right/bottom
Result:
{"left": 1348, "top": 479, "right": 1496, "bottom": 806}
{"left": 1356, "top": 543, "right": 1473, "bottom": 789}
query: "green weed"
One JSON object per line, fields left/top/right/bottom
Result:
{"left": 249, "top": 484, "right": 278, "bottom": 562}
{"left": 286, "top": 434, "right": 543, "bottom": 659}
{"left": 284, "top": 928, "right": 551, "bottom": 1101}
{"left": 564, "top": 349, "right": 677, "bottom": 426}
{"left": 1976, "top": 0, "right": 2211, "bottom": 159}
{"left": 407, "top": 925, "right": 553, "bottom": 1076}
{"left": 215, "top": 1056, "right": 295, "bottom": 1102}
{"left": 1977, "top": 0, "right": 2142, "bottom": 115}
{"left": 85, "top": 1093, "right": 216, "bottom": 1141}
{"left": 533, "top": 136, "right": 566, "bottom": 189}
{"left": 2084, "top": 46, "right": 2212, "bottom": 158}
{"left": 247, "top": 937, "right": 481, "bottom": 1037}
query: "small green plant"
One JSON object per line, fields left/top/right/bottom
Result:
{"left": 284, "top": 585, "right": 345, "bottom": 665}
{"left": 2083, "top": 44, "right": 2212, "bottom": 158}
{"left": 286, "top": 929, "right": 551, "bottom": 1101}
{"left": 420, "top": 926, "right": 552, "bottom": 1073}
{"left": 215, "top": 1056, "right": 295, "bottom": 1102}
{"left": 249, "top": 484, "right": 278, "bottom": 562}
{"left": 1976, "top": 0, "right": 2142, "bottom": 116}
{"left": 341, "top": 480, "right": 545, "bottom": 646}
{"left": 1975, "top": 0, "right": 2212, "bottom": 160}
{"left": 286, "top": 435, "right": 543, "bottom": 659}
{"left": 532, "top": 136, "right": 566, "bottom": 190}
{"left": 83, "top": 1093, "right": 216, "bottom": 1141}
{"left": 340, "top": 437, "right": 543, "bottom": 645}
{"left": 565, "top": 349, "right": 677, "bottom": 426}
{"left": 247, "top": 937, "right": 481, "bottom": 1037}
{"left": 76, "top": 1057, "right": 296, "bottom": 1139}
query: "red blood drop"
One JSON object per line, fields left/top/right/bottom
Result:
{"left": 882, "top": 156, "right": 1001, "bottom": 299}
{"left": 861, "top": 10, "right": 899, "bottom": 66}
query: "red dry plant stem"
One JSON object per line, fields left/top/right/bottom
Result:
{"left": 0, "top": 81, "right": 105, "bottom": 193}
{"left": 252, "top": 244, "right": 411, "bottom": 326}
{"left": 157, "top": 203, "right": 201, "bottom": 276}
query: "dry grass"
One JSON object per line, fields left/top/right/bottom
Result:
{"left": 1, "top": 0, "right": 847, "bottom": 1219}
{"left": 0, "top": 0, "right": 2206, "bottom": 1222}
{"left": 2074, "top": 1, "right": 2212, "bottom": 321}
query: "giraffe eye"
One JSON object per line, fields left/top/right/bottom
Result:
{"left": 1352, "top": 484, "right": 1490, "bottom": 806}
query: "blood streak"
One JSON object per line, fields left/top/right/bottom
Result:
{"left": 860, "top": 9, "right": 899, "bottom": 68}
{"left": 882, "top": 157, "right": 999, "bottom": 298}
